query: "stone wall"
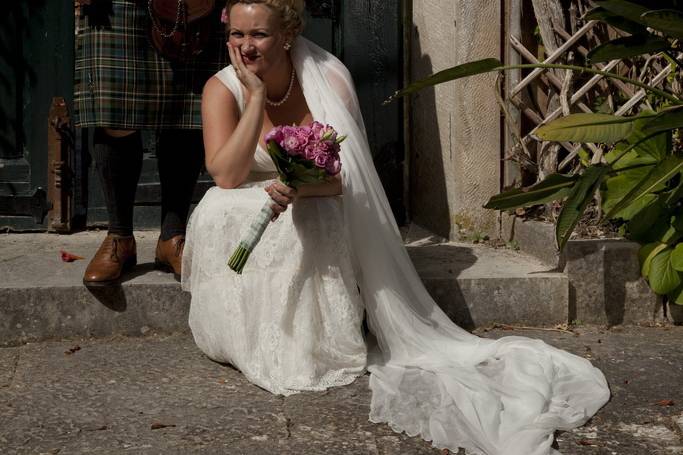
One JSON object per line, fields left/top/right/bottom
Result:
{"left": 409, "top": 1, "right": 502, "bottom": 239}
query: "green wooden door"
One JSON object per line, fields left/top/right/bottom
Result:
{"left": 0, "top": 1, "right": 75, "bottom": 231}
{"left": 0, "top": 0, "right": 404, "bottom": 231}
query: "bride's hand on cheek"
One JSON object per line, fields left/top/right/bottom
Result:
{"left": 228, "top": 43, "right": 265, "bottom": 96}
{"left": 266, "top": 181, "right": 297, "bottom": 221}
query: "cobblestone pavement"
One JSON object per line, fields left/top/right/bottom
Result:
{"left": 1, "top": 326, "right": 682, "bottom": 454}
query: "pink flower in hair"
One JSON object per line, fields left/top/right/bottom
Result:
{"left": 220, "top": 7, "right": 228, "bottom": 24}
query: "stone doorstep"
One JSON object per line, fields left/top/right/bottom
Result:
{"left": 503, "top": 217, "right": 668, "bottom": 325}
{"left": 0, "top": 230, "right": 569, "bottom": 346}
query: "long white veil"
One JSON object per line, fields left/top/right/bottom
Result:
{"left": 292, "top": 37, "right": 610, "bottom": 455}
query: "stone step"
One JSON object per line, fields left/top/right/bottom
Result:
{"left": 406, "top": 238, "right": 568, "bottom": 330}
{"left": 0, "top": 229, "right": 569, "bottom": 346}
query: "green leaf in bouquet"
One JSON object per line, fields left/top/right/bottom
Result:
{"left": 266, "top": 140, "right": 289, "bottom": 177}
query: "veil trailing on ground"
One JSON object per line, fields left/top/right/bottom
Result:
{"left": 292, "top": 37, "right": 609, "bottom": 455}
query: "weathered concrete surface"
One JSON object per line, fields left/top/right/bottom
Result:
{"left": 410, "top": 1, "right": 501, "bottom": 240}
{"left": 503, "top": 215, "right": 562, "bottom": 268}
{"left": 564, "top": 239, "right": 664, "bottom": 326}
{"left": 507, "top": 218, "right": 666, "bottom": 326}
{"left": 0, "top": 229, "right": 568, "bottom": 345}
{"left": 1, "top": 327, "right": 682, "bottom": 454}
{"left": 0, "top": 231, "right": 190, "bottom": 347}
{"left": 407, "top": 239, "right": 567, "bottom": 329}
{"left": 0, "top": 333, "right": 438, "bottom": 455}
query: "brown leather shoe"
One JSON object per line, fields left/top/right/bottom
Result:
{"left": 83, "top": 234, "right": 137, "bottom": 287}
{"left": 155, "top": 235, "right": 185, "bottom": 280}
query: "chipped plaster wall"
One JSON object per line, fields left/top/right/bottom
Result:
{"left": 410, "top": 0, "right": 501, "bottom": 239}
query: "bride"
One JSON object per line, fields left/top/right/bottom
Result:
{"left": 182, "top": 1, "right": 610, "bottom": 454}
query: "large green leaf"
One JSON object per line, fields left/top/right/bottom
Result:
{"left": 587, "top": 35, "right": 670, "bottom": 63}
{"left": 648, "top": 247, "right": 681, "bottom": 294}
{"left": 585, "top": 6, "right": 648, "bottom": 35}
{"left": 666, "top": 182, "right": 683, "bottom": 206}
{"left": 383, "top": 58, "right": 501, "bottom": 104}
{"left": 619, "top": 115, "right": 672, "bottom": 162}
{"left": 483, "top": 173, "right": 577, "bottom": 210}
{"left": 605, "top": 156, "right": 683, "bottom": 219}
{"left": 641, "top": 9, "right": 683, "bottom": 38}
{"left": 594, "top": 0, "right": 651, "bottom": 26}
{"left": 667, "top": 282, "right": 683, "bottom": 304}
{"left": 640, "top": 242, "right": 669, "bottom": 277}
{"left": 602, "top": 147, "right": 658, "bottom": 220}
{"left": 602, "top": 116, "right": 667, "bottom": 220}
{"left": 535, "top": 113, "right": 647, "bottom": 143}
{"left": 623, "top": 195, "right": 661, "bottom": 235}
{"left": 556, "top": 165, "right": 609, "bottom": 250}
{"left": 643, "top": 107, "right": 683, "bottom": 135}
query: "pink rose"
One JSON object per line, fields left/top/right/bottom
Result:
{"left": 325, "top": 156, "right": 341, "bottom": 175}
{"left": 293, "top": 127, "right": 311, "bottom": 149}
{"left": 303, "top": 143, "right": 318, "bottom": 161}
{"left": 283, "top": 135, "right": 301, "bottom": 153}
{"left": 310, "top": 121, "right": 325, "bottom": 140}
{"left": 264, "top": 126, "right": 284, "bottom": 144}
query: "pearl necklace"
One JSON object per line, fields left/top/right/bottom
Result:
{"left": 266, "top": 67, "right": 296, "bottom": 107}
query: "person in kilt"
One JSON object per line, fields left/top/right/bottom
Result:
{"left": 74, "top": 0, "right": 227, "bottom": 286}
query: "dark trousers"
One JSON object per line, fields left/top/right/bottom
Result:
{"left": 92, "top": 128, "right": 204, "bottom": 239}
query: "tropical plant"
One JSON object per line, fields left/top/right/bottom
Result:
{"left": 386, "top": 0, "right": 683, "bottom": 303}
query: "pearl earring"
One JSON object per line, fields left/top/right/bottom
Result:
{"left": 284, "top": 42, "right": 291, "bottom": 51}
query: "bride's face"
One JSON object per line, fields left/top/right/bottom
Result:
{"left": 227, "top": 4, "right": 290, "bottom": 77}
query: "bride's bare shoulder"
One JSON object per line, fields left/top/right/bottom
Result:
{"left": 202, "top": 75, "right": 239, "bottom": 113}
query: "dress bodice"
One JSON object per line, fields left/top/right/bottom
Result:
{"left": 213, "top": 66, "right": 277, "bottom": 174}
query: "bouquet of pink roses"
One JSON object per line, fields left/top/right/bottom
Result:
{"left": 228, "top": 121, "right": 345, "bottom": 274}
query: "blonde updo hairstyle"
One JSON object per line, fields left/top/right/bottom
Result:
{"left": 224, "top": 0, "right": 306, "bottom": 37}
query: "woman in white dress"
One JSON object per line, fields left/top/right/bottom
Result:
{"left": 182, "top": 1, "right": 611, "bottom": 454}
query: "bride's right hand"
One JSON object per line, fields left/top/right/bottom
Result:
{"left": 228, "top": 43, "right": 265, "bottom": 97}
{"left": 266, "top": 181, "right": 297, "bottom": 221}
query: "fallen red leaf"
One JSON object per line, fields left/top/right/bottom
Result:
{"left": 655, "top": 399, "right": 675, "bottom": 406}
{"left": 60, "top": 250, "right": 85, "bottom": 262}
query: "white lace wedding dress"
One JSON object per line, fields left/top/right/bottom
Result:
{"left": 183, "top": 37, "right": 610, "bottom": 455}
{"left": 182, "top": 65, "right": 367, "bottom": 395}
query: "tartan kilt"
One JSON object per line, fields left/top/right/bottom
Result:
{"left": 74, "top": 0, "right": 227, "bottom": 130}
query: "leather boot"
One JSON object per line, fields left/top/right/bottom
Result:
{"left": 155, "top": 235, "right": 185, "bottom": 281}
{"left": 83, "top": 234, "right": 137, "bottom": 286}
